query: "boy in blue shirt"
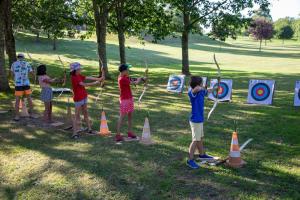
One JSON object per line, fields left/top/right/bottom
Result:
{"left": 187, "top": 76, "right": 214, "bottom": 169}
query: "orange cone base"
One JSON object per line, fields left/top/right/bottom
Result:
{"left": 99, "top": 130, "right": 111, "bottom": 136}
{"left": 226, "top": 159, "right": 246, "bottom": 168}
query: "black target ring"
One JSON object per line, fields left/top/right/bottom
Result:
{"left": 212, "top": 82, "right": 229, "bottom": 99}
{"left": 251, "top": 83, "right": 271, "bottom": 101}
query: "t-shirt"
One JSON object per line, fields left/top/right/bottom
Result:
{"left": 118, "top": 75, "right": 133, "bottom": 100}
{"left": 188, "top": 88, "right": 208, "bottom": 123}
{"left": 71, "top": 74, "right": 87, "bottom": 102}
{"left": 11, "top": 60, "right": 33, "bottom": 87}
{"left": 38, "top": 75, "right": 51, "bottom": 88}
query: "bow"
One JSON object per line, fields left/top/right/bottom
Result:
{"left": 207, "top": 54, "right": 221, "bottom": 121}
{"left": 26, "top": 50, "right": 37, "bottom": 93}
{"left": 138, "top": 59, "right": 149, "bottom": 108}
{"left": 57, "top": 55, "right": 67, "bottom": 98}
{"left": 93, "top": 58, "right": 105, "bottom": 110}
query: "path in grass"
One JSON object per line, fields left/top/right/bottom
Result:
{"left": 0, "top": 33, "right": 299, "bottom": 199}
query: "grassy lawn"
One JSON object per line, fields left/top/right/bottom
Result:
{"left": 0, "top": 33, "right": 299, "bottom": 199}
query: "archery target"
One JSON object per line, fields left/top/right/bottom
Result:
{"left": 294, "top": 81, "right": 300, "bottom": 106}
{"left": 167, "top": 74, "right": 185, "bottom": 93}
{"left": 208, "top": 79, "right": 232, "bottom": 102}
{"left": 247, "top": 80, "right": 275, "bottom": 105}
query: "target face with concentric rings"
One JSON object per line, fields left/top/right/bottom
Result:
{"left": 212, "top": 82, "right": 229, "bottom": 99}
{"left": 251, "top": 83, "right": 271, "bottom": 101}
{"left": 169, "top": 76, "right": 182, "bottom": 91}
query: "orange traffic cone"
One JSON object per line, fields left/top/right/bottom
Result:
{"left": 226, "top": 132, "right": 245, "bottom": 168}
{"left": 139, "top": 117, "right": 154, "bottom": 145}
{"left": 99, "top": 111, "right": 111, "bottom": 136}
{"left": 20, "top": 99, "right": 29, "bottom": 117}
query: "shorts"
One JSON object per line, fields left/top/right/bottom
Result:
{"left": 15, "top": 86, "right": 32, "bottom": 97}
{"left": 74, "top": 98, "right": 88, "bottom": 107}
{"left": 189, "top": 121, "right": 204, "bottom": 141}
{"left": 120, "top": 98, "right": 134, "bottom": 114}
{"left": 41, "top": 87, "right": 53, "bottom": 102}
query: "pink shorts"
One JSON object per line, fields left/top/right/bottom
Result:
{"left": 120, "top": 98, "right": 134, "bottom": 114}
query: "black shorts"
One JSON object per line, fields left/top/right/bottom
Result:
{"left": 15, "top": 85, "right": 31, "bottom": 91}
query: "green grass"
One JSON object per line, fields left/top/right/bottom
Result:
{"left": 0, "top": 32, "right": 300, "bottom": 200}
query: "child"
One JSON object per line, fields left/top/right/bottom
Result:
{"left": 70, "top": 62, "right": 105, "bottom": 139}
{"left": 11, "top": 53, "right": 35, "bottom": 121}
{"left": 187, "top": 76, "right": 214, "bottom": 169}
{"left": 37, "top": 64, "right": 62, "bottom": 123}
{"left": 116, "top": 64, "right": 146, "bottom": 142}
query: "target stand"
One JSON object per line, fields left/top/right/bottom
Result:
{"left": 294, "top": 81, "right": 300, "bottom": 106}
{"left": 247, "top": 80, "right": 275, "bottom": 105}
{"left": 208, "top": 79, "right": 233, "bottom": 102}
{"left": 167, "top": 75, "right": 186, "bottom": 93}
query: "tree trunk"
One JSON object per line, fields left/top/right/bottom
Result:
{"left": 92, "top": 0, "right": 109, "bottom": 78}
{"left": 181, "top": 10, "right": 190, "bottom": 75}
{"left": 0, "top": 0, "right": 11, "bottom": 91}
{"left": 36, "top": 32, "right": 40, "bottom": 43}
{"left": 3, "top": 0, "right": 16, "bottom": 68}
{"left": 116, "top": 1, "right": 126, "bottom": 64}
{"left": 53, "top": 36, "right": 56, "bottom": 51}
{"left": 259, "top": 39, "right": 262, "bottom": 51}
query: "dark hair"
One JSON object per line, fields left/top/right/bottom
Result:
{"left": 70, "top": 70, "right": 77, "bottom": 76}
{"left": 189, "top": 76, "right": 203, "bottom": 89}
{"left": 37, "top": 64, "right": 46, "bottom": 76}
{"left": 119, "top": 64, "right": 129, "bottom": 72}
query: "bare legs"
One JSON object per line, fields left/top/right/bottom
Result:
{"left": 188, "top": 138, "right": 205, "bottom": 160}
{"left": 116, "top": 112, "right": 133, "bottom": 135}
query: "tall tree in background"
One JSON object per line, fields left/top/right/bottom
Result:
{"left": 276, "top": 25, "right": 294, "bottom": 44}
{"left": 249, "top": 17, "right": 273, "bottom": 51}
{"left": 108, "top": 0, "right": 172, "bottom": 64}
{"left": 41, "top": 0, "right": 79, "bottom": 50}
{"left": 167, "top": 0, "right": 270, "bottom": 75}
{"left": 92, "top": 0, "right": 117, "bottom": 77}
{"left": 3, "top": 0, "right": 16, "bottom": 68}
{"left": 0, "top": 0, "right": 11, "bottom": 91}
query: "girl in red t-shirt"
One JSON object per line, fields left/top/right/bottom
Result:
{"left": 70, "top": 62, "right": 105, "bottom": 139}
{"left": 116, "top": 64, "right": 146, "bottom": 142}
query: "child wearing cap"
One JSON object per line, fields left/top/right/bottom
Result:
{"left": 116, "top": 64, "right": 146, "bottom": 142}
{"left": 37, "top": 64, "right": 63, "bottom": 123}
{"left": 11, "top": 53, "right": 35, "bottom": 121}
{"left": 70, "top": 62, "right": 105, "bottom": 139}
{"left": 186, "top": 76, "right": 214, "bottom": 169}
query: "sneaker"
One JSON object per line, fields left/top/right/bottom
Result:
{"left": 115, "top": 134, "right": 124, "bottom": 142}
{"left": 186, "top": 159, "right": 200, "bottom": 169}
{"left": 127, "top": 131, "right": 137, "bottom": 139}
{"left": 199, "top": 154, "right": 214, "bottom": 161}
{"left": 86, "top": 129, "right": 97, "bottom": 135}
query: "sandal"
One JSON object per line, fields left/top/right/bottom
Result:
{"left": 71, "top": 134, "right": 80, "bottom": 139}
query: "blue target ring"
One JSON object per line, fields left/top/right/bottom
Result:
{"left": 251, "top": 83, "right": 270, "bottom": 101}
{"left": 213, "top": 82, "right": 229, "bottom": 99}
{"left": 168, "top": 76, "right": 182, "bottom": 91}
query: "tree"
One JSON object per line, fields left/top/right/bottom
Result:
{"left": 248, "top": 17, "right": 273, "bottom": 51}
{"left": 276, "top": 25, "right": 294, "bottom": 44}
{"left": 209, "top": 14, "right": 248, "bottom": 42}
{"left": 166, "top": 0, "right": 271, "bottom": 75}
{"left": 292, "top": 19, "right": 300, "bottom": 40}
{"left": 3, "top": 0, "right": 16, "bottom": 68}
{"left": 92, "top": 0, "right": 116, "bottom": 77}
{"left": 0, "top": 0, "right": 11, "bottom": 91}
{"left": 108, "top": 0, "right": 172, "bottom": 64}
{"left": 40, "top": 0, "right": 80, "bottom": 50}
